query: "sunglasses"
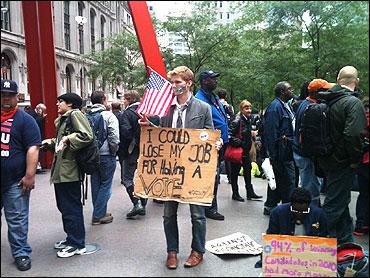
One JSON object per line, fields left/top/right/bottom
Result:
{"left": 290, "top": 206, "right": 310, "bottom": 214}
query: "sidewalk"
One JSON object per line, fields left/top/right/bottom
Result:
{"left": 1, "top": 168, "right": 368, "bottom": 277}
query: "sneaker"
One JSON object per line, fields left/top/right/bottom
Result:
{"left": 353, "top": 227, "right": 367, "bottom": 236}
{"left": 206, "top": 212, "right": 225, "bottom": 221}
{"left": 54, "top": 239, "right": 68, "bottom": 249}
{"left": 57, "top": 246, "right": 86, "bottom": 258}
{"left": 138, "top": 206, "right": 146, "bottom": 216}
{"left": 14, "top": 256, "right": 31, "bottom": 271}
{"left": 92, "top": 213, "right": 113, "bottom": 225}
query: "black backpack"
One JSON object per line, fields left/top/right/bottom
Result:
{"left": 64, "top": 112, "right": 100, "bottom": 175}
{"left": 85, "top": 109, "right": 108, "bottom": 149}
{"left": 299, "top": 95, "right": 347, "bottom": 157}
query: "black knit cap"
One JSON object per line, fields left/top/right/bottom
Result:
{"left": 57, "top": 93, "right": 82, "bottom": 109}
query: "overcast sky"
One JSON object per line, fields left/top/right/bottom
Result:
{"left": 148, "top": 1, "right": 191, "bottom": 21}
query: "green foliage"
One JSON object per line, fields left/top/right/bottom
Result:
{"left": 84, "top": 31, "right": 146, "bottom": 93}
{"left": 157, "top": 1, "right": 368, "bottom": 110}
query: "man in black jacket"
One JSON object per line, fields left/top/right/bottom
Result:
{"left": 317, "top": 66, "right": 367, "bottom": 244}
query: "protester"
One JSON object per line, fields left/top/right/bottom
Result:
{"left": 42, "top": 92, "right": 93, "bottom": 258}
{"left": 262, "top": 81, "right": 296, "bottom": 216}
{"left": 217, "top": 89, "right": 234, "bottom": 184}
{"left": 117, "top": 90, "right": 147, "bottom": 219}
{"left": 354, "top": 96, "right": 369, "bottom": 236}
{"left": 292, "top": 79, "right": 334, "bottom": 206}
{"left": 195, "top": 70, "right": 228, "bottom": 221}
{"left": 317, "top": 66, "right": 367, "bottom": 244}
{"left": 111, "top": 100, "right": 122, "bottom": 119}
{"left": 88, "top": 91, "right": 120, "bottom": 225}
{"left": 228, "top": 100, "right": 262, "bottom": 202}
{"left": 27, "top": 103, "right": 47, "bottom": 172}
{"left": 139, "top": 66, "right": 220, "bottom": 269}
{"left": 1, "top": 79, "right": 41, "bottom": 271}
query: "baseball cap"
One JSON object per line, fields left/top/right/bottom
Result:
{"left": 57, "top": 93, "right": 83, "bottom": 108}
{"left": 307, "top": 79, "right": 335, "bottom": 93}
{"left": 198, "top": 70, "right": 220, "bottom": 82}
{"left": 1, "top": 79, "right": 18, "bottom": 94}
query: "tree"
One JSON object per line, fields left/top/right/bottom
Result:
{"left": 84, "top": 31, "right": 147, "bottom": 94}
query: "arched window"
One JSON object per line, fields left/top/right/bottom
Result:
{"left": 78, "top": 2, "right": 84, "bottom": 54}
{"left": 1, "top": 1, "right": 11, "bottom": 31}
{"left": 100, "top": 15, "right": 106, "bottom": 51}
{"left": 64, "top": 1, "right": 71, "bottom": 50}
{"left": 65, "top": 66, "right": 72, "bottom": 93}
{"left": 1, "top": 52, "right": 11, "bottom": 79}
{"left": 90, "top": 9, "right": 96, "bottom": 53}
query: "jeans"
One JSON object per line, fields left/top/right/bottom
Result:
{"left": 323, "top": 166, "right": 355, "bottom": 244}
{"left": 91, "top": 155, "right": 116, "bottom": 219}
{"left": 264, "top": 160, "right": 295, "bottom": 209}
{"left": 54, "top": 181, "right": 85, "bottom": 249}
{"left": 163, "top": 201, "right": 206, "bottom": 254}
{"left": 206, "top": 152, "right": 222, "bottom": 215}
{"left": 1, "top": 182, "right": 32, "bottom": 258}
{"left": 355, "top": 163, "right": 369, "bottom": 229}
{"left": 293, "top": 152, "right": 323, "bottom": 206}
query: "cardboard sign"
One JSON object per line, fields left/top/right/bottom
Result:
{"left": 206, "top": 232, "right": 263, "bottom": 255}
{"left": 134, "top": 127, "right": 220, "bottom": 205}
{"left": 262, "top": 234, "right": 337, "bottom": 277}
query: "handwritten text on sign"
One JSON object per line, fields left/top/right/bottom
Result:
{"left": 262, "top": 234, "right": 337, "bottom": 277}
{"left": 134, "top": 127, "right": 220, "bottom": 205}
{"left": 206, "top": 232, "right": 263, "bottom": 255}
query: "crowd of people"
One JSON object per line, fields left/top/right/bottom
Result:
{"left": 1, "top": 64, "right": 368, "bottom": 272}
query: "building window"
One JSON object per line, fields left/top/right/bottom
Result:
{"left": 1, "top": 52, "right": 11, "bottom": 79}
{"left": 220, "top": 1, "right": 223, "bottom": 8}
{"left": 64, "top": 1, "right": 71, "bottom": 50}
{"left": 101, "top": 15, "right": 105, "bottom": 51}
{"left": 219, "top": 12, "right": 223, "bottom": 20}
{"left": 110, "top": 21, "right": 112, "bottom": 36}
{"left": 126, "top": 14, "right": 131, "bottom": 26}
{"left": 78, "top": 2, "right": 84, "bottom": 54}
{"left": 65, "top": 66, "right": 72, "bottom": 93}
{"left": 227, "top": 12, "right": 230, "bottom": 20}
{"left": 1, "top": 1, "right": 11, "bottom": 31}
{"left": 90, "top": 9, "right": 96, "bottom": 53}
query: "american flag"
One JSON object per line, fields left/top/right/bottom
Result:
{"left": 136, "top": 70, "right": 174, "bottom": 117}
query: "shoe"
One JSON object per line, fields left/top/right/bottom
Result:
{"left": 206, "top": 212, "right": 225, "bottom": 221}
{"left": 232, "top": 195, "right": 245, "bottom": 202}
{"left": 353, "top": 226, "right": 367, "bottom": 236}
{"left": 57, "top": 246, "right": 86, "bottom": 258}
{"left": 184, "top": 250, "right": 203, "bottom": 267}
{"left": 126, "top": 202, "right": 144, "bottom": 219}
{"left": 247, "top": 193, "right": 263, "bottom": 200}
{"left": 138, "top": 206, "right": 146, "bottom": 216}
{"left": 54, "top": 239, "right": 68, "bottom": 249}
{"left": 14, "top": 256, "right": 31, "bottom": 271}
{"left": 166, "top": 251, "right": 178, "bottom": 269}
{"left": 92, "top": 213, "right": 113, "bottom": 225}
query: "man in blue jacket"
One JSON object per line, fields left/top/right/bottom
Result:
{"left": 263, "top": 81, "right": 296, "bottom": 216}
{"left": 195, "top": 70, "right": 228, "bottom": 221}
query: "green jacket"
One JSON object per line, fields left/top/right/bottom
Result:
{"left": 45, "top": 109, "right": 93, "bottom": 183}
{"left": 317, "top": 84, "right": 367, "bottom": 171}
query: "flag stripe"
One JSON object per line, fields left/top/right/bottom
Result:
{"left": 136, "top": 70, "right": 174, "bottom": 117}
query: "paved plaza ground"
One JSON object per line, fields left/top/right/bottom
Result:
{"left": 1, "top": 167, "right": 368, "bottom": 277}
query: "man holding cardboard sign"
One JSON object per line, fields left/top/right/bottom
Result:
{"left": 139, "top": 66, "right": 222, "bottom": 269}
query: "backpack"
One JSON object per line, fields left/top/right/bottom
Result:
{"left": 64, "top": 112, "right": 100, "bottom": 175}
{"left": 337, "top": 243, "right": 369, "bottom": 277}
{"left": 85, "top": 109, "right": 108, "bottom": 149}
{"left": 299, "top": 95, "right": 347, "bottom": 157}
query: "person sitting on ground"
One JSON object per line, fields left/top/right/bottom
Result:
{"left": 255, "top": 187, "right": 328, "bottom": 268}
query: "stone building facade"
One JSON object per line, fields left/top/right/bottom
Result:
{"left": 1, "top": 1, "right": 134, "bottom": 106}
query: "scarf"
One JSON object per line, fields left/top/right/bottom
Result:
{"left": 1, "top": 105, "right": 18, "bottom": 123}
